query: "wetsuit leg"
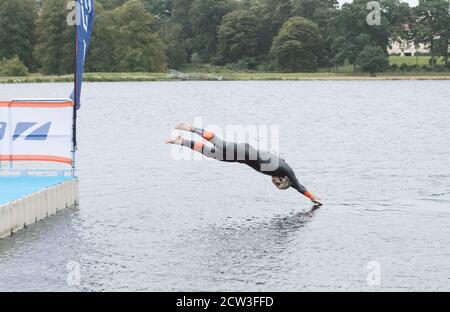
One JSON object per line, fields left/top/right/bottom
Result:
{"left": 183, "top": 129, "right": 244, "bottom": 162}
{"left": 182, "top": 139, "right": 246, "bottom": 162}
{"left": 193, "top": 127, "right": 217, "bottom": 143}
{"left": 193, "top": 128, "right": 261, "bottom": 162}
{"left": 191, "top": 128, "right": 229, "bottom": 161}
{"left": 181, "top": 139, "right": 222, "bottom": 160}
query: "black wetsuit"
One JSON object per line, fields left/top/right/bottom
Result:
{"left": 182, "top": 130, "right": 309, "bottom": 195}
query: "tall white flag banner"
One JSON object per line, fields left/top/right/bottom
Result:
{"left": 0, "top": 100, "right": 74, "bottom": 165}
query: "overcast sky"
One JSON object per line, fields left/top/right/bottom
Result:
{"left": 338, "top": 0, "right": 419, "bottom": 7}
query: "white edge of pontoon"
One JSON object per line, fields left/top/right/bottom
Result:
{"left": 0, "top": 178, "right": 79, "bottom": 239}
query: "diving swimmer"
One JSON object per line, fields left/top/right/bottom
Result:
{"left": 167, "top": 123, "right": 322, "bottom": 205}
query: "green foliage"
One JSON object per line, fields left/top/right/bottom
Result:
{"left": 0, "top": 0, "right": 37, "bottom": 70}
{"left": 217, "top": 10, "right": 260, "bottom": 65}
{"left": 399, "top": 63, "right": 408, "bottom": 70}
{"left": 34, "top": 0, "right": 74, "bottom": 75}
{"left": 159, "top": 22, "right": 189, "bottom": 69}
{"left": 271, "top": 17, "right": 324, "bottom": 72}
{"left": 390, "top": 63, "right": 399, "bottom": 71}
{"left": 1, "top": 0, "right": 449, "bottom": 74}
{"left": 189, "top": 0, "right": 235, "bottom": 62}
{"left": 356, "top": 44, "right": 389, "bottom": 76}
{"left": 412, "top": 0, "right": 450, "bottom": 66}
{"left": 190, "top": 52, "right": 201, "bottom": 66}
{"left": 294, "top": 0, "right": 339, "bottom": 67}
{"left": 253, "top": 0, "right": 296, "bottom": 55}
{"left": 0, "top": 56, "right": 29, "bottom": 77}
{"left": 89, "top": 0, "right": 166, "bottom": 72}
{"left": 331, "top": 0, "right": 412, "bottom": 70}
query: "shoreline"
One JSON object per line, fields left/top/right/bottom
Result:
{"left": 1, "top": 72, "right": 450, "bottom": 83}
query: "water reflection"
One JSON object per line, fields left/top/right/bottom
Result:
{"left": 270, "top": 205, "right": 321, "bottom": 234}
{"left": 0, "top": 207, "right": 83, "bottom": 291}
{"left": 187, "top": 206, "right": 321, "bottom": 286}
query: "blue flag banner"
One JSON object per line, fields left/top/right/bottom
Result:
{"left": 72, "top": 0, "right": 95, "bottom": 110}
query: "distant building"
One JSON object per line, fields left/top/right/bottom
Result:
{"left": 388, "top": 39, "right": 430, "bottom": 56}
{"left": 387, "top": 23, "right": 430, "bottom": 56}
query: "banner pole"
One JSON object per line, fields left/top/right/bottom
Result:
{"left": 72, "top": 3, "right": 78, "bottom": 177}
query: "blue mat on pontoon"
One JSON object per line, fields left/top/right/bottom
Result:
{"left": 0, "top": 176, "right": 73, "bottom": 205}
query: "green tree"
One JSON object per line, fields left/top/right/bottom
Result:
{"left": 159, "top": 22, "right": 189, "bottom": 69}
{"left": 356, "top": 44, "right": 389, "bottom": 76}
{"left": 332, "top": 33, "right": 372, "bottom": 72}
{"left": 34, "top": 0, "right": 74, "bottom": 74}
{"left": 142, "top": 0, "right": 172, "bottom": 17}
{"left": 253, "top": 0, "right": 295, "bottom": 56}
{"left": 97, "top": 0, "right": 128, "bottom": 10}
{"left": 294, "top": 0, "right": 339, "bottom": 67}
{"left": 155, "top": 0, "right": 194, "bottom": 66}
{"left": 0, "top": 56, "right": 29, "bottom": 77}
{"left": 381, "top": 0, "right": 413, "bottom": 42}
{"left": 189, "top": 0, "right": 235, "bottom": 62}
{"left": 217, "top": 10, "right": 260, "bottom": 65}
{"left": 0, "top": 0, "right": 37, "bottom": 70}
{"left": 89, "top": 0, "right": 166, "bottom": 72}
{"left": 335, "top": 0, "right": 385, "bottom": 62}
{"left": 332, "top": 0, "right": 409, "bottom": 71}
{"left": 171, "top": 0, "right": 195, "bottom": 58}
{"left": 86, "top": 9, "right": 118, "bottom": 72}
{"left": 413, "top": 0, "right": 450, "bottom": 67}
{"left": 271, "top": 16, "right": 324, "bottom": 72}
{"left": 170, "top": 0, "right": 194, "bottom": 37}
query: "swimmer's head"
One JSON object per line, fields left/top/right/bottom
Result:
{"left": 272, "top": 176, "right": 291, "bottom": 190}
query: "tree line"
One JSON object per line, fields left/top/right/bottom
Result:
{"left": 0, "top": 0, "right": 449, "bottom": 76}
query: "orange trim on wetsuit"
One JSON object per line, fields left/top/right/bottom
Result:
{"left": 193, "top": 127, "right": 215, "bottom": 141}
{"left": 304, "top": 191, "right": 314, "bottom": 200}
{"left": 202, "top": 130, "right": 215, "bottom": 141}
{"left": 183, "top": 139, "right": 205, "bottom": 153}
{"left": 193, "top": 142, "right": 205, "bottom": 152}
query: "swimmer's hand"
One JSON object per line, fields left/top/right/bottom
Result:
{"left": 304, "top": 191, "right": 322, "bottom": 206}
{"left": 311, "top": 196, "right": 322, "bottom": 206}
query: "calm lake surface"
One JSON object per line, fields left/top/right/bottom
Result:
{"left": 0, "top": 81, "right": 449, "bottom": 291}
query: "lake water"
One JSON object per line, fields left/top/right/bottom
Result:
{"left": 0, "top": 81, "right": 449, "bottom": 291}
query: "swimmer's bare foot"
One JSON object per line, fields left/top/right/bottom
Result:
{"left": 175, "top": 122, "right": 194, "bottom": 132}
{"left": 166, "top": 136, "right": 183, "bottom": 145}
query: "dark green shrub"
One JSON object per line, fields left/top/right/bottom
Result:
{"left": 0, "top": 56, "right": 29, "bottom": 77}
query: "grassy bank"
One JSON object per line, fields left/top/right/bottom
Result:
{"left": 1, "top": 71, "right": 450, "bottom": 84}
{"left": 0, "top": 72, "right": 223, "bottom": 83}
{"left": 221, "top": 72, "right": 450, "bottom": 80}
{"left": 390, "top": 55, "right": 446, "bottom": 66}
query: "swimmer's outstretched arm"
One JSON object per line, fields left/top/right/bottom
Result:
{"left": 287, "top": 169, "right": 322, "bottom": 205}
